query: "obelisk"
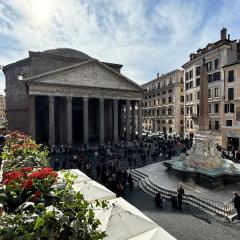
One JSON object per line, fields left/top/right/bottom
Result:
{"left": 199, "top": 58, "right": 209, "bottom": 131}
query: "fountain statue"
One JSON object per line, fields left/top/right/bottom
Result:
{"left": 182, "top": 58, "right": 222, "bottom": 169}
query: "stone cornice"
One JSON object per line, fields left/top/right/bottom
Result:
{"left": 28, "top": 82, "right": 143, "bottom": 100}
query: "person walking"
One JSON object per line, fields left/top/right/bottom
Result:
{"left": 177, "top": 185, "right": 185, "bottom": 210}
{"left": 232, "top": 192, "right": 240, "bottom": 220}
{"left": 155, "top": 192, "right": 163, "bottom": 208}
{"left": 127, "top": 173, "right": 133, "bottom": 191}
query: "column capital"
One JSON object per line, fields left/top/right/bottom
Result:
{"left": 83, "top": 97, "right": 89, "bottom": 102}
{"left": 99, "top": 97, "right": 104, "bottom": 103}
{"left": 49, "top": 96, "right": 55, "bottom": 103}
{"left": 66, "top": 96, "right": 72, "bottom": 103}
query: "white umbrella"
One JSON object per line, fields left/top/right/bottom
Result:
{"left": 129, "top": 227, "right": 177, "bottom": 240}
{"left": 94, "top": 197, "right": 176, "bottom": 240}
{"left": 73, "top": 180, "right": 116, "bottom": 203}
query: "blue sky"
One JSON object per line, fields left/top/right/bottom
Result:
{"left": 0, "top": 0, "right": 240, "bottom": 94}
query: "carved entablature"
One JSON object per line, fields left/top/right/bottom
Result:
{"left": 28, "top": 82, "right": 143, "bottom": 100}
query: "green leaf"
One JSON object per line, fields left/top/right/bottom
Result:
{"left": 34, "top": 217, "right": 45, "bottom": 230}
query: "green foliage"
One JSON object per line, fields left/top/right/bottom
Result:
{"left": 0, "top": 174, "right": 107, "bottom": 240}
{"left": 0, "top": 131, "right": 107, "bottom": 240}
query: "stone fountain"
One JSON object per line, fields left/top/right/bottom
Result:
{"left": 164, "top": 59, "right": 240, "bottom": 189}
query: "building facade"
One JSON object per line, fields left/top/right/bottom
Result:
{"left": 141, "top": 70, "right": 184, "bottom": 135}
{"left": 3, "top": 49, "right": 143, "bottom": 145}
{"left": 0, "top": 95, "right": 6, "bottom": 126}
{"left": 182, "top": 28, "right": 240, "bottom": 138}
{"left": 221, "top": 61, "right": 240, "bottom": 149}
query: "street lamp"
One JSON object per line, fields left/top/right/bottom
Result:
{"left": 17, "top": 72, "right": 24, "bottom": 81}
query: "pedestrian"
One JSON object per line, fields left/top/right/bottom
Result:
{"left": 155, "top": 192, "right": 163, "bottom": 208}
{"left": 177, "top": 185, "right": 185, "bottom": 210}
{"left": 171, "top": 195, "right": 178, "bottom": 209}
{"left": 232, "top": 192, "right": 240, "bottom": 220}
{"left": 128, "top": 173, "right": 133, "bottom": 191}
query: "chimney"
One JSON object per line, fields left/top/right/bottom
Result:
{"left": 157, "top": 72, "right": 159, "bottom": 78}
{"left": 221, "top": 27, "right": 227, "bottom": 40}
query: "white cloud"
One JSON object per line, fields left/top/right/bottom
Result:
{"left": 0, "top": 0, "right": 240, "bottom": 95}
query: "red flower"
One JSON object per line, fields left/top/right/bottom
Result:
{"left": 21, "top": 179, "right": 33, "bottom": 189}
{"left": 29, "top": 190, "right": 41, "bottom": 202}
{"left": 3, "top": 170, "right": 23, "bottom": 184}
{"left": 21, "top": 167, "right": 33, "bottom": 172}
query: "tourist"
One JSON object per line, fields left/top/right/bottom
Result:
{"left": 232, "top": 192, "right": 240, "bottom": 220}
{"left": 155, "top": 192, "right": 163, "bottom": 208}
{"left": 171, "top": 195, "right": 178, "bottom": 209}
{"left": 177, "top": 185, "right": 185, "bottom": 210}
{"left": 128, "top": 173, "right": 133, "bottom": 191}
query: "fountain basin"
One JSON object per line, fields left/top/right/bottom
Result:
{"left": 163, "top": 158, "right": 240, "bottom": 189}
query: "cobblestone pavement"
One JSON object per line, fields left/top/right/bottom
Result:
{"left": 123, "top": 187, "right": 240, "bottom": 240}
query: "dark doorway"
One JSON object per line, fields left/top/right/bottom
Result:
{"left": 89, "top": 98, "right": 99, "bottom": 144}
{"left": 72, "top": 98, "right": 83, "bottom": 144}
{"left": 36, "top": 96, "right": 49, "bottom": 143}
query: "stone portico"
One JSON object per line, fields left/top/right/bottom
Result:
{"left": 3, "top": 49, "right": 143, "bottom": 145}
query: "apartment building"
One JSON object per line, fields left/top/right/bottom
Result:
{"left": 182, "top": 28, "right": 240, "bottom": 138}
{"left": 221, "top": 61, "right": 240, "bottom": 149}
{"left": 0, "top": 95, "right": 6, "bottom": 126}
{"left": 142, "top": 70, "right": 184, "bottom": 135}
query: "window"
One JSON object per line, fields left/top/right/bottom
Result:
{"left": 214, "top": 59, "right": 219, "bottom": 69}
{"left": 189, "top": 81, "right": 193, "bottom": 89}
{"left": 169, "top": 127, "right": 172, "bottom": 133}
{"left": 214, "top": 103, "right": 219, "bottom": 113}
{"left": 190, "top": 93, "right": 193, "bottom": 101}
{"left": 189, "top": 70, "right": 193, "bottom": 79}
{"left": 185, "top": 82, "right": 189, "bottom": 90}
{"left": 197, "top": 104, "right": 200, "bottom": 116}
{"left": 208, "top": 89, "right": 211, "bottom": 98}
{"left": 181, "top": 108, "right": 184, "bottom": 115}
{"left": 157, "top": 93, "right": 160, "bottom": 96}
{"left": 228, "top": 70, "right": 234, "bottom": 82}
{"left": 226, "top": 120, "right": 232, "bottom": 126}
{"left": 180, "top": 120, "right": 184, "bottom": 124}
{"left": 168, "top": 96, "right": 172, "bottom": 103}
{"left": 209, "top": 104, "right": 211, "bottom": 113}
{"left": 215, "top": 121, "right": 219, "bottom": 130}
{"left": 224, "top": 103, "right": 234, "bottom": 113}
{"left": 196, "top": 78, "right": 200, "bottom": 86}
{"left": 190, "top": 107, "right": 193, "bottom": 115}
{"left": 207, "top": 62, "right": 212, "bottom": 72}
{"left": 190, "top": 121, "right": 193, "bottom": 129}
{"left": 186, "top": 121, "right": 189, "bottom": 128}
{"left": 228, "top": 88, "right": 234, "bottom": 100}
{"left": 168, "top": 89, "right": 172, "bottom": 93}
{"left": 181, "top": 96, "right": 184, "bottom": 102}
{"left": 214, "top": 87, "right": 219, "bottom": 97}
{"left": 186, "top": 107, "right": 189, "bottom": 114}
{"left": 163, "top": 91, "right": 166, "bottom": 95}
{"left": 196, "top": 66, "right": 201, "bottom": 76}
{"left": 169, "top": 120, "right": 173, "bottom": 124}
{"left": 186, "top": 94, "right": 189, "bottom": 102}
{"left": 168, "top": 107, "right": 172, "bottom": 115}
{"left": 181, "top": 77, "right": 183, "bottom": 83}
{"left": 213, "top": 71, "right": 220, "bottom": 81}
{"left": 209, "top": 121, "right": 211, "bottom": 130}
{"left": 208, "top": 74, "right": 212, "bottom": 83}
{"left": 162, "top": 108, "right": 166, "bottom": 115}
{"left": 185, "top": 72, "right": 189, "bottom": 81}
{"left": 197, "top": 91, "right": 200, "bottom": 100}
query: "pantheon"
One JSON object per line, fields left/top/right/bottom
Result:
{"left": 3, "top": 49, "right": 143, "bottom": 145}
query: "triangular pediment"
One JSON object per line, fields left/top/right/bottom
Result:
{"left": 27, "top": 60, "right": 142, "bottom": 92}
